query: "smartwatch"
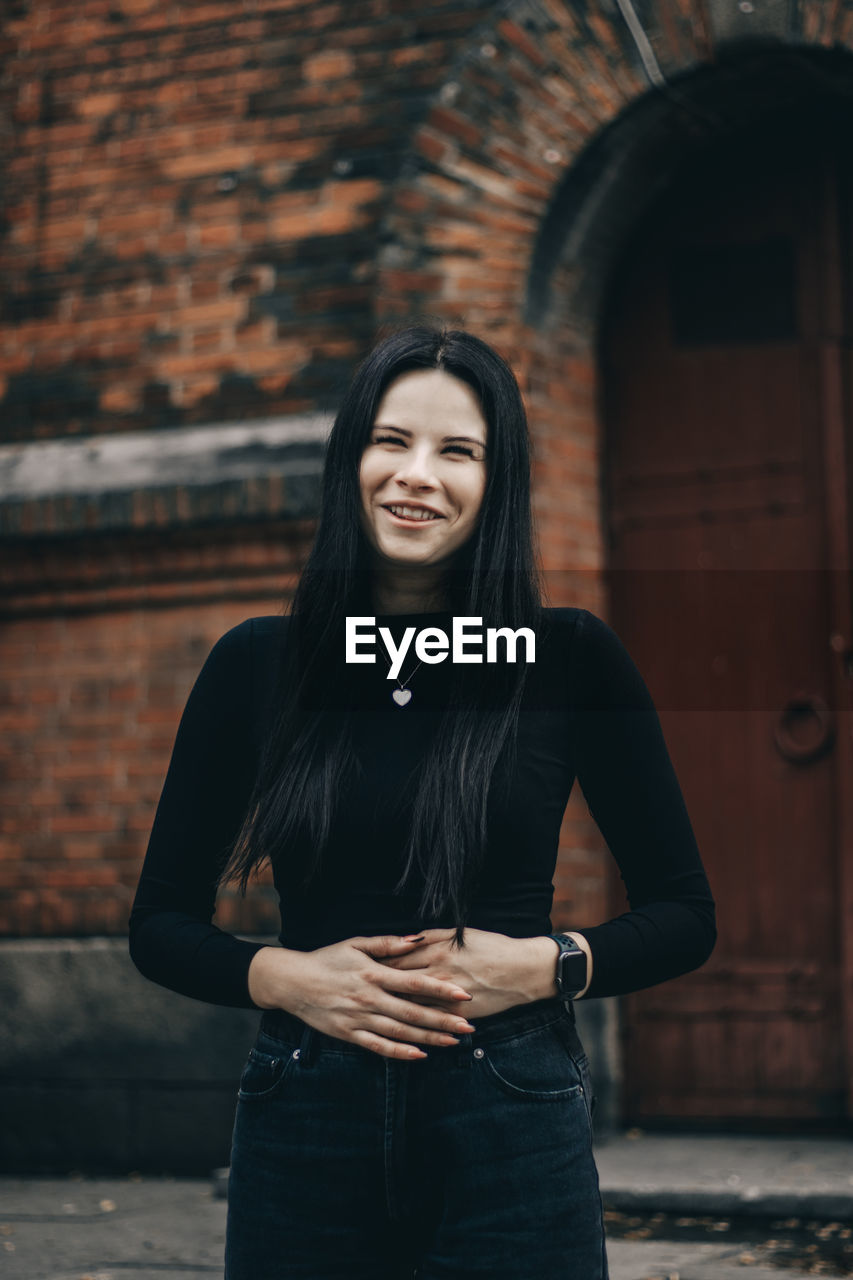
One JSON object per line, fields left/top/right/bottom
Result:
{"left": 548, "top": 933, "right": 588, "bottom": 1000}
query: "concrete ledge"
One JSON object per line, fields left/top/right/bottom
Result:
{"left": 0, "top": 414, "right": 332, "bottom": 500}
{"left": 0, "top": 937, "right": 268, "bottom": 1173}
{"left": 0, "top": 414, "right": 329, "bottom": 535}
{"left": 596, "top": 1132, "right": 853, "bottom": 1222}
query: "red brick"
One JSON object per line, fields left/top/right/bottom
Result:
{"left": 428, "top": 106, "right": 482, "bottom": 149}
{"left": 42, "top": 215, "right": 90, "bottom": 244}
{"left": 304, "top": 48, "right": 355, "bottom": 81}
{"left": 197, "top": 221, "right": 240, "bottom": 249}
{"left": 413, "top": 128, "right": 452, "bottom": 167}
{"left": 172, "top": 296, "right": 247, "bottom": 328}
{"left": 76, "top": 91, "right": 123, "bottom": 117}
{"left": 162, "top": 144, "right": 255, "bottom": 179}
{"left": 99, "top": 207, "right": 166, "bottom": 235}
{"left": 269, "top": 203, "right": 363, "bottom": 239}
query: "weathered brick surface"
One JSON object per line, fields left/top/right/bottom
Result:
{"left": 2, "top": 0, "right": 849, "bottom": 944}
{"left": 1, "top": 0, "right": 493, "bottom": 440}
{"left": 0, "top": 525, "right": 312, "bottom": 938}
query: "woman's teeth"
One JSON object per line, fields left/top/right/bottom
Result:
{"left": 386, "top": 505, "right": 440, "bottom": 522}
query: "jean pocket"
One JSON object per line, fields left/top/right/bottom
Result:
{"left": 552, "top": 1016, "right": 598, "bottom": 1125}
{"left": 237, "top": 1045, "right": 295, "bottom": 1102}
{"left": 479, "top": 1021, "right": 586, "bottom": 1102}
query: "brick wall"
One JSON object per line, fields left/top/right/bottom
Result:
{"left": 3, "top": 0, "right": 851, "bottom": 953}
{"left": 1, "top": 0, "right": 492, "bottom": 440}
{"left": 0, "top": 520, "right": 317, "bottom": 937}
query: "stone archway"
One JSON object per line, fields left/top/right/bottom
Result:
{"left": 376, "top": 4, "right": 853, "bottom": 590}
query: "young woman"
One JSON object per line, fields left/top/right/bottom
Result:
{"left": 129, "top": 325, "right": 716, "bottom": 1279}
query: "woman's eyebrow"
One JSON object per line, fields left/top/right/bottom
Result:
{"left": 372, "top": 424, "right": 486, "bottom": 445}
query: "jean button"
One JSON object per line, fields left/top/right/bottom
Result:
{"left": 473, "top": 1047, "right": 484, "bottom": 1059}
{"left": 292, "top": 1049, "right": 301, "bottom": 1060}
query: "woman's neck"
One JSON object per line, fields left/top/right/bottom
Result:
{"left": 370, "top": 567, "right": 449, "bottom": 615}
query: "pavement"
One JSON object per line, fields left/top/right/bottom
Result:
{"left": 596, "top": 1131, "right": 853, "bottom": 1221}
{"left": 1, "top": 1132, "right": 851, "bottom": 1280}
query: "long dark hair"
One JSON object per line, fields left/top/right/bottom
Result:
{"left": 217, "top": 324, "right": 546, "bottom": 944}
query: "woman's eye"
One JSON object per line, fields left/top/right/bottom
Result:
{"left": 370, "top": 434, "right": 483, "bottom": 460}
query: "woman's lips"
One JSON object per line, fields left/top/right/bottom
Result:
{"left": 382, "top": 505, "right": 444, "bottom": 525}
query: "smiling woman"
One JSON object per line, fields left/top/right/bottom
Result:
{"left": 129, "top": 323, "right": 715, "bottom": 1280}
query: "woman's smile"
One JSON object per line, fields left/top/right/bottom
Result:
{"left": 382, "top": 502, "right": 445, "bottom": 524}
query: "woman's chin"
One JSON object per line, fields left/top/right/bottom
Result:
{"left": 374, "top": 542, "right": 443, "bottom": 568}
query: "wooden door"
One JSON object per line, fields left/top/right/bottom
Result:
{"left": 600, "top": 123, "right": 853, "bottom": 1125}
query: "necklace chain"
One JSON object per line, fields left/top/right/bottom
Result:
{"left": 380, "top": 647, "right": 422, "bottom": 707}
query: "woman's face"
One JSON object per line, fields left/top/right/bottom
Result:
{"left": 358, "top": 367, "right": 489, "bottom": 572}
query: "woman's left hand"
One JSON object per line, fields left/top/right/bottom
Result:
{"left": 378, "top": 927, "right": 557, "bottom": 1020}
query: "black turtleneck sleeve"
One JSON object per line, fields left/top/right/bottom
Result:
{"left": 128, "top": 619, "right": 266, "bottom": 1008}
{"left": 567, "top": 608, "right": 717, "bottom": 998}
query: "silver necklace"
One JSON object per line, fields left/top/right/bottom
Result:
{"left": 381, "top": 649, "right": 423, "bottom": 706}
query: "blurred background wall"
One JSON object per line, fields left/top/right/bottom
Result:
{"left": 1, "top": 0, "right": 852, "bottom": 1170}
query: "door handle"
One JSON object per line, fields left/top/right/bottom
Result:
{"left": 829, "top": 632, "right": 853, "bottom": 680}
{"left": 774, "top": 693, "right": 835, "bottom": 764}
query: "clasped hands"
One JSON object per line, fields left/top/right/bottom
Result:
{"left": 248, "top": 926, "right": 552, "bottom": 1062}
{"left": 378, "top": 926, "right": 536, "bottom": 1018}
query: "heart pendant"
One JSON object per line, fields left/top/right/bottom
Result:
{"left": 392, "top": 688, "right": 412, "bottom": 706}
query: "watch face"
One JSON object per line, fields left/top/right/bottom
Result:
{"left": 558, "top": 947, "right": 587, "bottom": 994}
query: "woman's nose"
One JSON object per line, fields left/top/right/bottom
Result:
{"left": 394, "top": 447, "right": 438, "bottom": 487}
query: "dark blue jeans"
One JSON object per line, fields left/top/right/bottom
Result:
{"left": 225, "top": 995, "right": 609, "bottom": 1279}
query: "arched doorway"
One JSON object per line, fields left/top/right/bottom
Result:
{"left": 600, "top": 110, "right": 853, "bottom": 1125}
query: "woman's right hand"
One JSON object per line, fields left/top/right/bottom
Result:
{"left": 247, "top": 935, "right": 476, "bottom": 1060}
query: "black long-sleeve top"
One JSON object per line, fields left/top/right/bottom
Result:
{"left": 128, "top": 607, "right": 716, "bottom": 1007}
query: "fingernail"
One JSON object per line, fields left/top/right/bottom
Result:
{"left": 402, "top": 934, "right": 425, "bottom": 942}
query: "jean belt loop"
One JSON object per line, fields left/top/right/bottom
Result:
{"left": 457, "top": 1030, "right": 473, "bottom": 1067}
{"left": 562, "top": 996, "right": 576, "bottom": 1023}
{"left": 297, "top": 1023, "right": 317, "bottom": 1068}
